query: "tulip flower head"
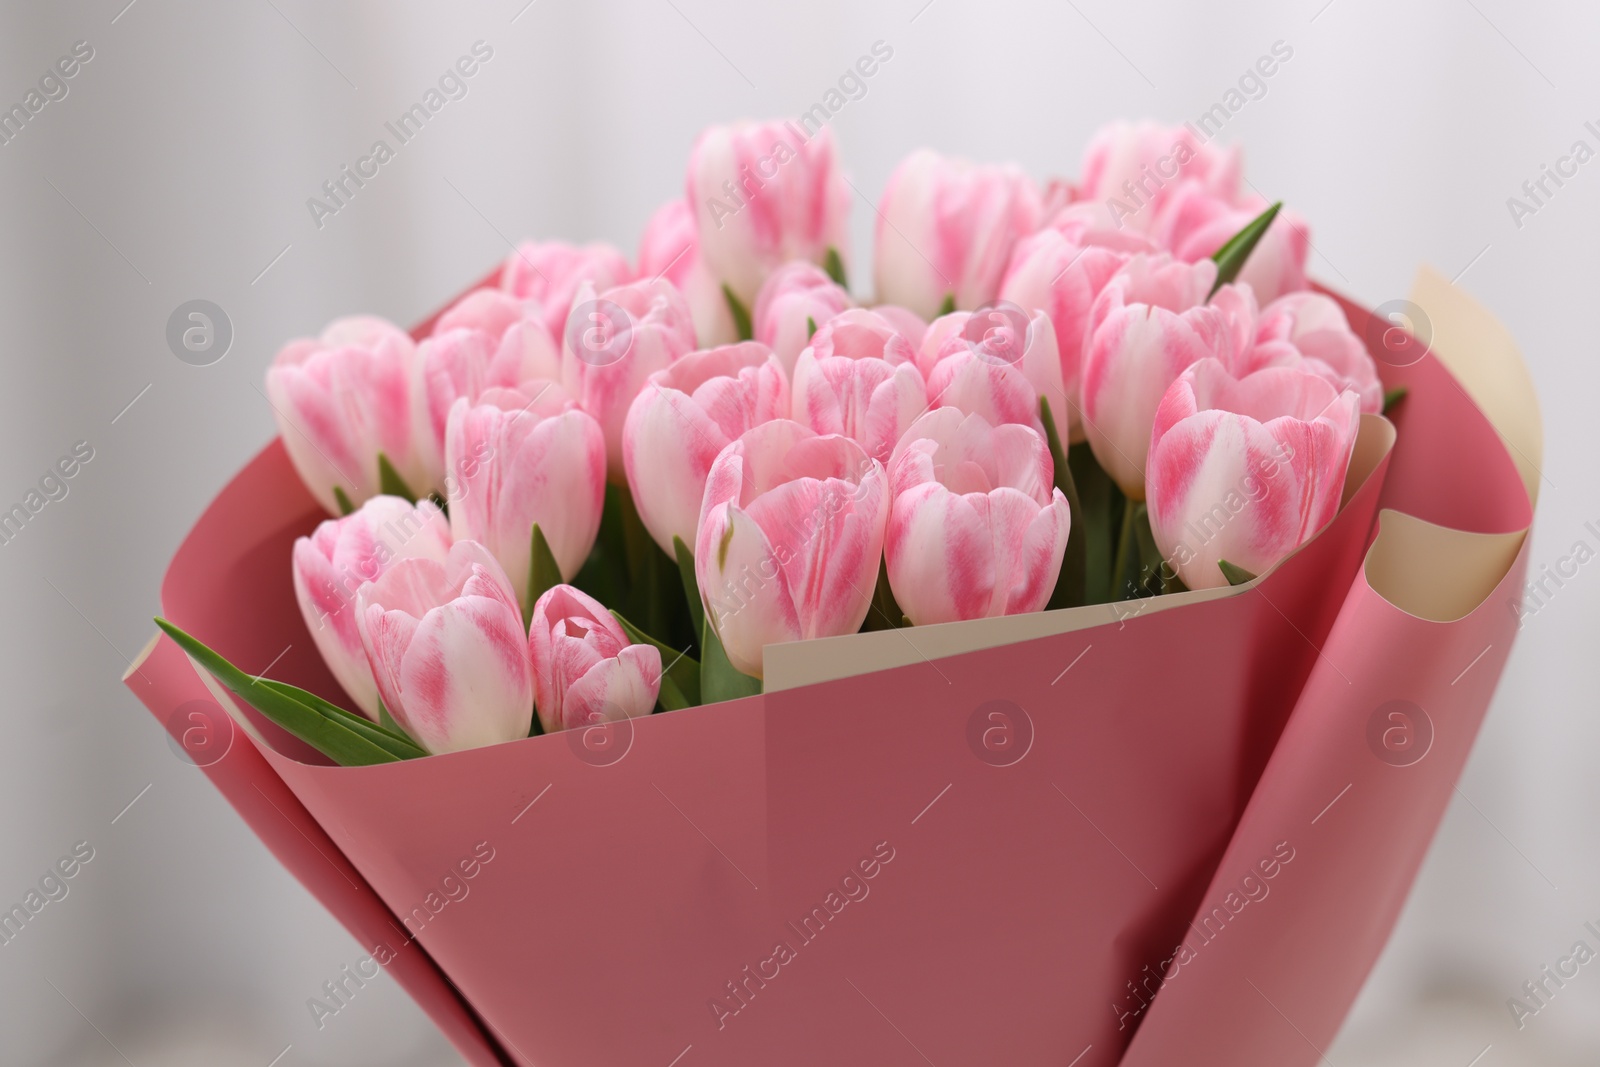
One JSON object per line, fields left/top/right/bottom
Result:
{"left": 874, "top": 149, "right": 1042, "bottom": 321}
{"left": 696, "top": 420, "right": 889, "bottom": 678}
{"left": 292, "top": 495, "right": 453, "bottom": 719}
{"left": 790, "top": 309, "right": 927, "bottom": 463}
{"left": 687, "top": 121, "right": 852, "bottom": 306}
{"left": 528, "top": 584, "right": 663, "bottom": 734}
{"left": 561, "top": 277, "right": 698, "bottom": 480}
{"left": 623, "top": 341, "right": 790, "bottom": 556}
{"left": 886, "top": 409, "right": 1071, "bottom": 625}
{"left": 1079, "top": 254, "right": 1240, "bottom": 499}
{"left": 500, "top": 240, "right": 634, "bottom": 342}
{"left": 266, "top": 316, "right": 424, "bottom": 516}
{"left": 445, "top": 387, "right": 607, "bottom": 613}
{"left": 752, "top": 261, "right": 853, "bottom": 372}
{"left": 1146, "top": 358, "right": 1361, "bottom": 590}
{"left": 356, "top": 540, "right": 535, "bottom": 754}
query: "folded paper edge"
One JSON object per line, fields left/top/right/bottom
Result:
{"left": 1411, "top": 264, "right": 1543, "bottom": 508}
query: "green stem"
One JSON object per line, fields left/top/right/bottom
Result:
{"left": 1110, "top": 495, "right": 1139, "bottom": 602}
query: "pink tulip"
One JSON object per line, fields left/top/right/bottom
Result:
{"left": 790, "top": 310, "right": 927, "bottom": 464}
{"left": 696, "top": 420, "right": 889, "bottom": 678}
{"left": 561, "top": 277, "right": 698, "bottom": 481}
{"left": 622, "top": 342, "right": 789, "bottom": 556}
{"left": 873, "top": 149, "right": 1043, "bottom": 321}
{"left": 445, "top": 388, "right": 606, "bottom": 611}
{"left": 1151, "top": 183, "right": 1310, "bottom": 304}
{"left": 1079, "top": 254, "right": 1240, "bottom": 499}
{"left": 500, "top": 240, "right": 634, "bottom": 342}
{"left": 921, "top": 307, "right": 1058, "bottom": 437}
{"left": 356, "top": 540, "right": 534, "bottom": 753}
{"left": 1244, "top": 292, "right": 1383, "bottom": 414}
{"left": 412, "top": 318, "right": 565, "bottom": 494}
{"left": 292, "top": 495, "right": 453, "bottom": 719}
{"left": 1146, "top": 358, "right": 1361, "bottom": 589}
{"left": 1079, "top": 120, "right": 1242, "bottom": 229}
{"left": 686, "top": 121, "right": 851, "bottom": 305}
{"left": 266, "top": 316, "right": 423, "bottom": 516}
{"left": 528, "top": 584, "right": 662, "bottom": 733}
{"left": 752, "top": 262, "right": 853, "bottom": 372}
{"left": 637, "top": 199, "right": 739, "bottom": 348}
{"left": 998, "top": 227, "right": 1142, "bottom": 443}
{"left": 870, "top": 304, "right": 929, "bottom": 350}
{"left": 886, "top": 409, "right": 1070, "bottom": 625}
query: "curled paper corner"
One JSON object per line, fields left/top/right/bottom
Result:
{"left": 1365, "top": 510, "right": 1526, "bottom": 624}
{"left": 1410, "top": 264, "right": 1543, "bottom": 508}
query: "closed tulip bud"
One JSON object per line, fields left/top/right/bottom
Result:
{"left": 562, "top": 277, "right": 698, "bottom": 481}
{"left": 1080, "top": 120, "right": 1242, "bottom": 228}
{"left": 528, "top": 584, "right": 663, "bottom": 733}
{"left": 886, "top": 409, "right": 1070, "bottom": 625}
{"left": 266, "top": 316, "right": 424, "bottom": 516}
{"left": 999, "top": 227, "right": 1140, "bottom": 443}
{"left": 1080, "top": 254, "right": 1240, "bottom": 499}
{"left": 696, "top": 421, "right": 888, "bottom": 679}
{"left": 921, "top": 306, "right": 1058, "bottom": 438}
{"left": 1147, "top": 359, "right": 1361, "bottom": 590}
{"left": 356, "top": 540, "right": 534, "bottom": 753}
{"left": 623, "top": 342, "right": 789, "bottom": 556}
{"left": 638, "top": 199, "right": 739, "bottom": 348}
{"left": 874, "top": 149, "right": 1043, "bottom": 321}
{"left": 445, "top": 390, "right": 606, "bottom": 612}
{"left": 412, "top": 318, "right": 566, "bottom": 494}
{"left": 752, "top": 262, "right": 853, "bottom": 372}
{"left": 687, "top": 121, "right": 851, "bottom": 306}
{"left": 1151, "top": 182, "right": 1310, "bottom": 305}
{"left": 869, "top": 304, "right": 928, "bottom": 350}
{"left": 1245, "top": 292, "right": 1383, "bottom": 414}
{"left": 791, "top": 310, "right": 927, "bottom": 463}
{"left": 500, "top": 240, "right": 634, "bottom": 342}
{"left": 292, "top": 496, "right": 453, "bottom": 719}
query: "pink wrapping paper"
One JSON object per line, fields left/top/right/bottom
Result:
{"left": 125, "top": 267, "right": 1535, "bottom": 1066}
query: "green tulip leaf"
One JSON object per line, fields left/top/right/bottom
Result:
{"left": 824, "top": 246, "right": 849, "bottom": 290}
{"left": 526, "top": 522, "right": 563, "bottom": 629}
{"left": 262, "top": 683, "right": 426, "bottom": 760}
{"left": 1218, "top": 559, "right": 1258, "bottom": 586}
{"left": 376, "top": 452, "right": 418, "bottom": 503}
{"left": 1209, "top": 201, "right": 1282, "bottom": 298}
{"left": 723, "top": 284, "right": 754, "bottom": 341}
{"left": 332, "top": 486, "right": 356, "bottom": 516}
{"left": 1383, "top": 386, "right": 1408, "bottom": 414}
{"left": 806, "top": 315, "right": 818, "bottom": 341}
{"left": 937, "top": 293, "right": 957, "bottom": 317}
{"left": 154, "top": 618, "right": 401, "bottom": 766}
{"left": 700, "top": 615, "right": 762, "bottom": 704}
{"left": 1040, "top": 397, "right": 1087, "bottom": 610}
{"left": 612, "top": 610, "right": 700, "bottom": 710}
{"left": 672, "top": 536, "right": 705, "bottom": 643}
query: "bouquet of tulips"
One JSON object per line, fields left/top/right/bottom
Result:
{"left": 160, "top": 120, "right": 1382, "bottom": 761}
{"left": 134, "top": 118, "right": 1537, "bottom": 1067}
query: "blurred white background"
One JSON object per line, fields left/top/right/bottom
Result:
{"left": 0, "top": 0, "right": 1594, "bottom": 1063}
